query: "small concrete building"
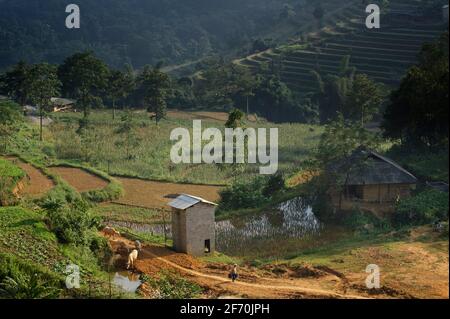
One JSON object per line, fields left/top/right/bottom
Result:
{"left": 168, "top": 194, "right": 217, "bottom": 256}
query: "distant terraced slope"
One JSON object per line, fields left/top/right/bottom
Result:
{"left": 237, "top": 0, "right": 447, "bottom": 95}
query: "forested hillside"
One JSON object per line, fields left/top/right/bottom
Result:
{"left": 0, "top": 0, "right": 329, "bottom": 70}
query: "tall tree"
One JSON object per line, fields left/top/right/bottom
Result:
{"left": 313, "top": 4, "right": 325, "bottom": 28}
{"left": 58, "top": 52, "right": 109, "bottom": 123}
{"left": 107, "top": 69, "right": 135, "bottom": 120}
{"left": 139, "top": 66, "right": 171, "bottom": 124}
{"left": 316, "top": 115, "right": 382, "bottom": 209}
{"left": 343, "top": 74, "right": 385, "bottom": 126}
{"left": 114, "top": 109, "right": 141, "bottom": 160}
{"left": 26, "top": 63, "right": 61, "bottom": 141}
{"left": 234, "top": 67, "right": 258, "bottom": 117}
{"left": 1, "top": 61, "right": 30, "bottom": 105}
{"left": 382, "top": 32, "right": 449, "bottom": 147}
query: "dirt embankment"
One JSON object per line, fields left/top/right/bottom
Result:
{"left": 4, "top": 157, "right": 54, "bottom": 197}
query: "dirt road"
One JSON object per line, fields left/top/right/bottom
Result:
{"left": 109, "top": 235, "right": 369, "bottom": 299}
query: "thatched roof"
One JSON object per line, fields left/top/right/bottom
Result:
{"left": 331, "top": 147, "right": 417, "bottom": 186}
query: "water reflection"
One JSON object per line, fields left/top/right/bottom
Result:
{"left": 215, "top": 197, "right": 322, "bottom": 254}
{"left": 107, "top": 197, "right": 324, "bottom": 256}
{"left": 113, "top": 271, "right": 142, "bottom": 293}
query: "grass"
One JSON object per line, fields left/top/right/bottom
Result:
{"left": 0, "top": 158, "right": 25, "bottom": 204}
{"left": 94, "top": 204, "right": 164, "bottom": 224}
{"left": 0, "top": 158, "right": 25, "bottom": 180}
{"left": 200, "top": 252, "right": 242, "bottom": 265}
{"left": 48, "top": 110, "right": 323, "bottom": 185}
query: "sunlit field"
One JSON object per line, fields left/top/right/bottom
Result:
{"left": 49, "top": 110, "right": 323, "bottom": 185}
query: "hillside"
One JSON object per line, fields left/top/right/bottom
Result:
{"left": 236, "top": 0, "right": 448, "bottom": 95}
{"left": 0, "top": 0, "right": 343, "bottom": 71}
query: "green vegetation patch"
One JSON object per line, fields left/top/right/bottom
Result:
{"left": 0, "top": 158, "right": 24, "bottom": 180}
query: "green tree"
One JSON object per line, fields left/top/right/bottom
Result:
{"left": 234, "top": 67, "right": 258, "bottom": 117}
{"left": 382, "top": 32, "right": 449, "bottom": 148}
{"left": 26, "top": 63, "right": 61, "bottom": 141}
{"left": 139, "top": 66, "right": 171, "bottom": 124}
{"left": 313, "top": 5, "right": 325, "bottom": 28}
{"left": 114, "top": 109, "right": 141, "bottom": 160}
{"left": 316, "top": 115, "right": 382, "bottom": 210}
{"left": 225, "top": 108, "right": 244, "bottom": 129}
{"left": 343, "top": 74, "right": 385, "bottom": 126}
{"left": 0, "top": 61, "right": 30, "bottom": 105}
{"left": 317, "top": 114, "right": 381, "bottom": 167}
{"left": 58, "top": 52, "right": 110, "bottom": 122}
{"left": 107, "top": 69, "right": 135, "bottom": 120}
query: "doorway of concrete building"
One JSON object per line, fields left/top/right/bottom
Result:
{"left": 204, "top": 239, "right": 211, "bottom": 253}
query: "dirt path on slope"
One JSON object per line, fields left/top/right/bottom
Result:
{"left": 48, "top": 167, "right": 109, "bottom": 192}
{"left": 3, "top": 156, "right": 54, "bottom": 197}
{"left": 112, "top": 177, "right": 221, "bottom": 210}
{"left": 108, "top": 236, "right": 368, "bottom": 299}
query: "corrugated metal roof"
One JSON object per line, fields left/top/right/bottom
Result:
{"left": 168, "top": 194, "right": 217, "bottom": 210}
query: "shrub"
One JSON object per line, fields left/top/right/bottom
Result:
{"left": 0, "top": 253, "right": 61, "bottom": 299}
{"left": 219, "top": 176, "right": 269, "bottom": 211}
{"left": 142, "top": 271, "right": 202, "bottom": 299}
{"left": 44, "top": 199, "right": 97, "bottom": 245}
{"left": 393, "top": 189, "right": 449, "bottom": 226}
{"left": 262, "top": 173, "right": 286, "bottom": 197}
{"left": 341, "top": 209, "right": 390, "bottom": 232}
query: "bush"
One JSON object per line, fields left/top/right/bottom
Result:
{"left": 393, "top": 189, "right": 449, "bottom": 226}
{"left": 142, "top": 271, "right": 202, "bottom": 299}
{"left": 262, "top": 173, "right": 286, "bottom": 197}
{"left": 219, "top": 176, "right": 269, "bottom": 211}
{"left": 44, "top": 199, "right": 97, "bottom": 245}
{"left": 341, "top": 209, "right": 390, "bottom": 232}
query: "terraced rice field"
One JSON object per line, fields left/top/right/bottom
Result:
{"left": 48, "top": 167, "right": 109, "bottom": 192}
{"left": 4, "top": 157, "right": 54, "bottom": 197}
{"left": 237, "top": 0, "right": 447, "bottom": 95}
{"left": 113, "top": 177, "right": 221, "bottom": 210}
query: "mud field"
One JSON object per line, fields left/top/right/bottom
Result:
{"left": 4, "top": 157, "right": 54, "bottom": 197}
{"left": 113, "top": 177, "right": 221, "bottom": 209}
{"left": 48, "top": 167, "right": 109, "bottom": 192}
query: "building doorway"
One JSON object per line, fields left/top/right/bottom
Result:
{"left": 204, "top": 239, "right": 211, "bottom": 253}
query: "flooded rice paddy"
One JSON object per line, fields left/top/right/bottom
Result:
{"left": 107, "top": 196, "right": 347, "bottom": 258}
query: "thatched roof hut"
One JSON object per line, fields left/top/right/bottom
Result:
{"left": 330, "top": 147, "right": 417, "bottom": 203}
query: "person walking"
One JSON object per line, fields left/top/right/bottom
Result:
{"left": 229, "top": 264, "right": 239, "bottom": 282}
